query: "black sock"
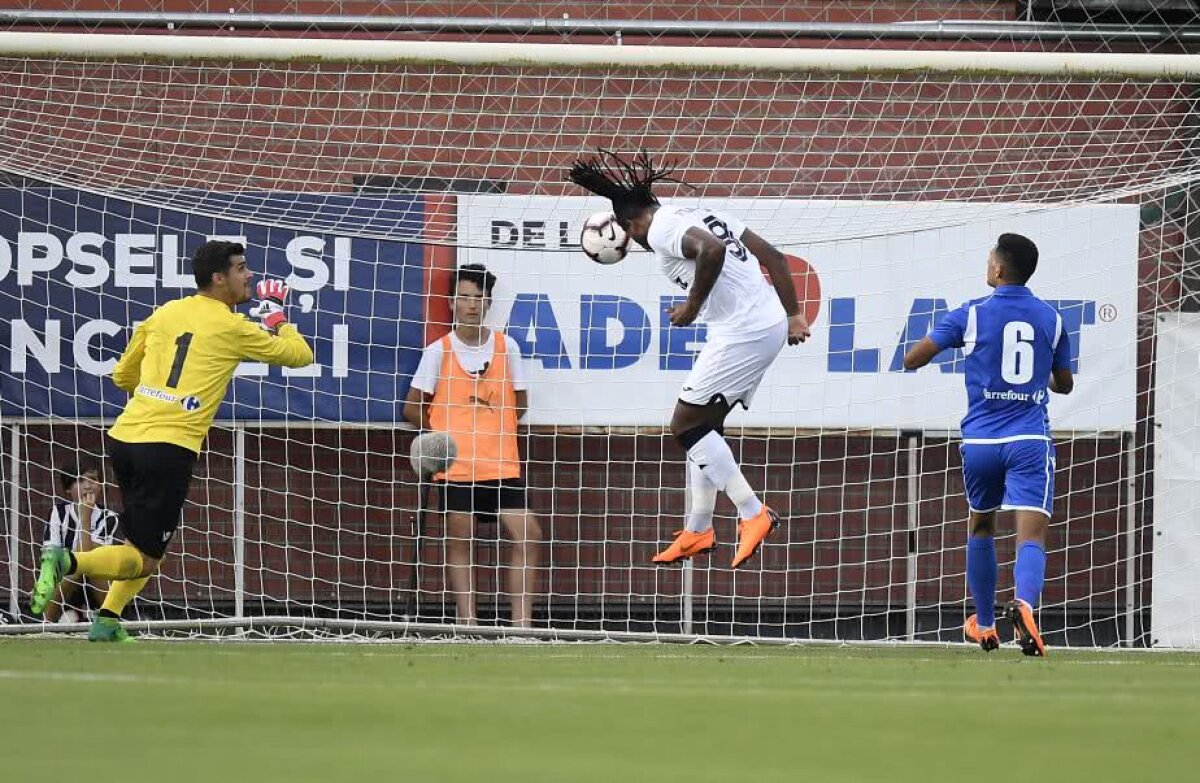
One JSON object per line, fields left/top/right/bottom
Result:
{"left": 98, "top": 609, "right": 120, "bottom": 620}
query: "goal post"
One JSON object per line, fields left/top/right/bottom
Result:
{"left": 2, "top": 31, "right": 1200, "bottom": 76}
{"left": 0, "top": 31, "right": 1194, "bottom": 647}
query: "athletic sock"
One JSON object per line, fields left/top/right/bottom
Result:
{"left": 686, "top": 430, "right": 763, "bottom": 520}
{"left": 967, "top": 535, "right": 998, "bottom": 628}
{"left": 101, "top": 576, "right": 150, "bottom": 617}
{"left": 73, "top": 545, "right": 144, "bottom": 581}
{"left": 684, "top": 460, "right": 718, "bottom": 534}
{"left": 1014, "top": 541, "right": 1047, "bottom": 608}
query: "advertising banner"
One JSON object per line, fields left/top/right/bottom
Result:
{"left": 460, "top": 195, "right": 1138, "bottom": 431}
{"left": 0, "top": 189, "right": 427, "bottom": 422}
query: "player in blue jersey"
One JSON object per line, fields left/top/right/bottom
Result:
{"left": 903, "top": 234, "right": 1074, "bottom": 656}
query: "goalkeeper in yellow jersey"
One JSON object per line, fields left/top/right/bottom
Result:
{"left": 30, "top": 240, "right": 314, "bottom": 642}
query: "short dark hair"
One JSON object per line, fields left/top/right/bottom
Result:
{"left": 192, "top": 240, "right": 246, "bottom": 289}
{"left": 59, "top": 459, "right": 101, "bottom": 493}
{"left": 450, "top": 263, "right": 497, "bottom": 299}
{"left": 995, "top": 233, "right": 1039, "bottom": 284}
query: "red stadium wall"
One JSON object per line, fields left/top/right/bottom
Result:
{"left": 11, "top": 426, "right": 1128, "bottom": 628}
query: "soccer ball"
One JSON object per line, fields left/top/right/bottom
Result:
{"left": 409, "top": 431, "right": 457, "bottom": 478}
{"left": 580, "top": 211, "right": 630, "bottom": 265}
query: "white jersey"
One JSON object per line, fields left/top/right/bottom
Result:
{"left": 646, "top": 205, "right": 786, "bottom": 340}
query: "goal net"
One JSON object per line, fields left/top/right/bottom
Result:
{"left": 0, "top": 27, "right": 1196, "bottom": 647}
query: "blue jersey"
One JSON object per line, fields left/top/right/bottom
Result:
{"left": 929, "top": 285, "right": 1071, "bottom": 441}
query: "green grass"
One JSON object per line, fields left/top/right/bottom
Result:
{"left": 1, "top": 638, "right": 1197, "bottom": 782}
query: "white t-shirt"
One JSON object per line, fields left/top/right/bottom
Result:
{"left": 411, "top": 331, "right": 528, "bottom": 395}
{"left": 646, "top": 205, "right": 786, "bottom": 340}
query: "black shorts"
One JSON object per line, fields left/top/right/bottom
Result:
{"left": 440, "top": 479, "right": 527, "bottom": 520}
{"left": 108, "top": 438, "right": 197, "bottom": 559}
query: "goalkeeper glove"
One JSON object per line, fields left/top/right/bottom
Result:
{"left": 249, "top": 279, "right": 290, "bottom": 332}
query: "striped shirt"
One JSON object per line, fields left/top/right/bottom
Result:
{"left": 42, "top": 501, "right": 121, "bottom": 551}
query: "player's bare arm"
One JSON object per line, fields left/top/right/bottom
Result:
{"left": 1049, "top": 367, "right": 1074, "bottom": 395}
{"left": 741, "top": 228, "right": 809, "bottom": 345}
{"left": 667, "top": 227, "right": 724, "bottom": 327}
{"left": 902, "top": 336, "right": 943, "bottom": 370}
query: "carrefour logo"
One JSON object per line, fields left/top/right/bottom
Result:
{"left": 982, "top": 388, "right": 1045, "bottom": 402}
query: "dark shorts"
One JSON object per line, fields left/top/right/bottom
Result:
{"left": 440, "top": 479, "right": 527, "bottom": 520}
{"left": 109, "top": 438, "right": 197, "bottom": 559}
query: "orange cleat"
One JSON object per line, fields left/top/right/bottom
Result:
{"left": 652, "top": 528, "right": 716, "bottom": 565}
{"left": 1007, "top": 599, "right": 1047, "bottom": 657}
{"left": 963, "top": 614, "right": 1001, "bottom": 652}
{"left": 731, "top": 506, "right": 780, "bottom": 569}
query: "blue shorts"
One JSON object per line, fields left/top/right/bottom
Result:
{"left": 960, "top": 439, "right": 1055, "bottom": 518}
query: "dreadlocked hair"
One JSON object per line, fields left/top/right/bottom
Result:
{"left": 566, "top": 149, "right": 688, "bottom": 223}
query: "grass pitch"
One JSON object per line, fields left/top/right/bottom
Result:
{"left": 1, "top": 638, "right": 1197, "bottom": 782}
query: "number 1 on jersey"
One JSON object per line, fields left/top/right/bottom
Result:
{"left": 166, "top": 332, "right": 194, "bottom": 388}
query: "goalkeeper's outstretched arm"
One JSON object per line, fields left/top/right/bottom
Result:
{"left": 236, "top": 318, "right": 314, "bottom": 368}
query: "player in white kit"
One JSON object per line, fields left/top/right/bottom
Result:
{"left": 568, "top": 150, "right": 810, "bottom": 568}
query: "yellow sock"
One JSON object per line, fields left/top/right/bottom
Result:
{"left": 73, "top": 545, "right": 144, "bottom": 581}
{"left": 101, "top": 576, "right": 150, "bottom": 617}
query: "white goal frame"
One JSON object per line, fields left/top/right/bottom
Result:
{"left": 0, "top": 31, "right": 1187, "bottom": 645}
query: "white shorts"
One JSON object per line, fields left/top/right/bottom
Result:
{"left": 678, "top": 319, "right": 787, "bottom": 410}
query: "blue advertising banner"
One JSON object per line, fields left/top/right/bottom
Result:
{"left": 0, "top": 189, "right": 428, "bottom": 422}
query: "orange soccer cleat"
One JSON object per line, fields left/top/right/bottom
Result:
{"left": 731, "top": 506, "right": 780, "bottom": 569}
{"left": 1007, "top": 599, "right": 1047, "bottom": 657}
{"left": 652, "top": 529, "right": 716, "bottom": 565}
{"left": 963, "top": 614, "right": 1001, "bottom": 652}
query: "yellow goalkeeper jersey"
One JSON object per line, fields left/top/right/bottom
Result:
{"left": 108, "top": 294, "right": 314, "bottom": 453}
